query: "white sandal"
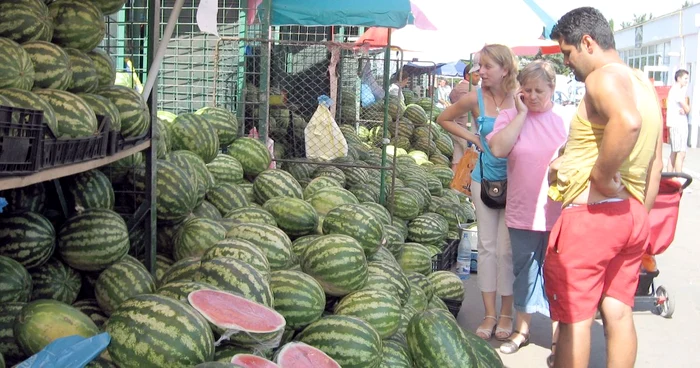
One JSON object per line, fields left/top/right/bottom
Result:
{"left": 495, "top": 314, "right": 513, "bottom": 341}
{"left": 475, "top": 316, "right": 497, "bottom": 340}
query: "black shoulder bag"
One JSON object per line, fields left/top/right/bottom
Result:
{"left": 479, "top": 153, "right": 507, "bottom": 209}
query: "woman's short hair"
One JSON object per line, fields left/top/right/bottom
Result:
{"left": 479, "top": 44, "right": 519, "bottom": 92}
{"left": 518, "top": 60, "right": 557, "bottom": 89}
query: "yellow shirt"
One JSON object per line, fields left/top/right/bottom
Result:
{"left": 551, "top": 65, "right": 662, "bottom": 207}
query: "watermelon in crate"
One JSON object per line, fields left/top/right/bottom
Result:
{"left": 48, "top": 0, "right": 105, "bottom": 52}
{"left": 98, "top": 85, "right": 150, "bottom": 139}
{"left": 78, "top": 93, "right": 121, "bottom": 133}
{"left": 0, "top": 38, "right": 35, "bottom": 90}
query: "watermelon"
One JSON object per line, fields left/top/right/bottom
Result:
{"left": 105, "top": 294, "right": 215, "bottom": 368}
{"left": 88, "top": 48, "right": 115, "bottom": 88}
{"left": 173, "top": 217, "right": 227, "bottom": 260}
{"left": 269, "top": 270, "right": 325, "bottom": 330}
{"left": 461, "top": 329, "right": 505, "bottom": 368}
{"left": 65, "top": 48, "right": 98, "bottom": 93}
{"left": 348, "top": 184, "right": 380, "bottom": 203}
{"left": 0, "top": 89, "right": 59, "bottom": 134}
{"left": 35, "top": 89, "right": 100, "bottom": 138}
{"left": 62, "top": 169, "right": 114, "bottom": 214}
{"left": 228, "top": 137, "right": 272, "bottom": 178}
{"left": 379, "top": 339, "right": 412, "bottom": 368}
{"left": 427, "top": 295, "right": 449, "bottom": 312}
{"left": 98, "top": 85, "right": 150, "bottom": 138}
{"left": 194, "top": 257, "right": 273, "bottom": 307}
{"left": 306, "top": 187, "right": 359, "bottom": 216}
{"left": 0, "top": 302, "right": 26, "bottom": 365}
{"left": 0, "top": 38, "right": 34, "bottom": 90}
{"left": 302, "top": 176, "right": 341, "bottom": 199}
{"left": 296, "top": 315, "right": 382, "bottom": 368}
{"left": 224, "top": 206, "right": 277, "bottom": 226}
{"left": 134, "top": 160, "right": 197, "bottom": 223}
{"left": 72, "top": 299, "right": 108, "bottom": 328}
{"left": 14, "top": 299, "right": 100, "bottom": 356}
{"left": 193, "top": 200, "right": 224, "bottom": 220}
{"left": 406, "top": 284, "right": 429, "bottom": 312}
{"left": 285, "top": 162, "right": 316, "bottom": 183}
{"left": 274, "top": 342, "right": 341, "bottom": 368}
{"left": 263, "top": 197, "right": 318, "bottom": 237}
{"left": 253, "top": 169, "right": 303, "bottom": 204}
{"left": 322, "top": 204, "right": 385, "bottom": 256}
{"left": 21, "top": 41, "right": 71, "bottom": 90}
{"left": 195, "top": 106, "right": 239, "bottom": 146}
{"left": 396, "top": 243, "right": 432, "bottom": 276}
{"left": 169, "top": 113, "right": 219, "bottom": 164}
{"left": 427, "top": 271, "right": 465, "bottom": 302}
{"left": 406, "top": 272, "right": 433, "bottom": 300}
{"left": 0, "top": 0, "right": 52, "bottom": 44}
{"left": 0, "top": 256, "right": 32, "bottom": 303}
{"left": 155, "top": 218, "right": 185, "bottom": 257}
{"left": 48, "top": 0, "right": 105, "bottom": 52}
{"left": 158, "top": 257, "right": 202, "bottom": 286}
{"left": 406, "top": 309, "right": 476, "bottom": 367}
{"left": 312, "top": 166, "right": 346, "bottom": 188}
{"left": 388, "top": 187, "right": 422, "bottom": 221}
{"left": 207, "top": 183, "right": 250, "bottom": 216}
{"left": 334, "top": 289, "right": 402, "bottom": 338}
{"left": 78, "top": 93, "right": 121, "bottom": 132}
{"left": 207, "top": 154, "right": 244, "bottom": 184}
{"left": 0, "top": 212, "right": 54, "bottom": 269}
{"left": 361, "top": 202, "right": 392, "bottom": 225}
{"left": 201, "top": 238, "right": 270, "bottom": 280}
{"left": 290, "top": 235, "right": 321, "bottom": 259}
{"left": 230, "top": 355, "right": 278, "bottom": 368}
{"left": 189, "top": 289, "right": 285, "bottom": 349}
{"left": 407, "top": 213, "right": 449, "bottom": 245}
{"left": 57, "top": 208, "right": 129, "bottom": 272}
{"left": 156, "top": 281, "right": 220, "bottom": 302}
{"left": 91, "top": 0, "right": 128, "bottom": 15}
{"left": 154, "top": 117, "right": 171, "bottom": 158}
{"left": 366, "top": 261, "right": 411, "bottom": 306}
{"left": 225, "top": 223, "right": 293, "bottom": 271}
{"left": 429, "top": 166, "right": 455, "bottom": 188}
{"left": 29, "top": 257, "right": 81, "bottom": 304}
{"left": 299, "top": 234, "right": 368, "bottom": 297}
{"left": 95, "top": 259, "right": 156, "bottom": 315}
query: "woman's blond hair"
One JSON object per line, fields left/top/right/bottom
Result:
{"left": 479, "top": 44, "right": 519, "bottom": 92}
{"left": 518, "top": 60, "right": 557, "bottom": 89}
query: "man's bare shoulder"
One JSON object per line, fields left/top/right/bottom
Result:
{"left": 585, "top": 64, "right": 634, "bottom": 101}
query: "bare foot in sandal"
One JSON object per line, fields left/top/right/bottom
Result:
{"left": 475, "top": 316, "right": 498, "bottom": 340}
{"left": 495, "top": 314, "right": 513, "bottom": 341}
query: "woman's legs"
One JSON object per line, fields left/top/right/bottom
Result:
{"left": 496, "top": 208, "right": 514, "bottom": 337}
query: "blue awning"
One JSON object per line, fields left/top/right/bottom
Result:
{"left": 265, "top": 0, "right": 413, "bottom": 28}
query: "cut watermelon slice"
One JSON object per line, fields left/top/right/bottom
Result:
{"left": 188, "top": 289, "right": 286, "bottom": 347}
{"left": 275, "top": 342, "right": 341, "bottom": 368}
{"left": 231, "top": 353, "right": 280, "bottom": 368}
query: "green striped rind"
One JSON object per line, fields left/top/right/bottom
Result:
{"left": 227, "top": 137, "right": 272, "bottom": 178}
{"left": 407, "top": 213, "right": 449, "bottom": 244}
{"left": 193, "top": 200, "right": 223, "bottom": 220}
{"left": 0, "top": 38, "right": 35, "bottom": 90}
{"left": 461, "top": 329, "right": 505, "bottom": 368}
{"left": 85, "top": 356, "right": 117, "bottom": 367}
{"left": 95, "top": 260, "right": 156, "bottom": 316}
{"left": 105, "top": 294, "right": 215, "bottom": 368}
{"left": 97, "top": 85, "right": 150, "bottom": 138}
{"left": 290, "top": 235, "right": 322, "bottom": 259}
{"left": 34, "top": 89, "right": 97, "bottom": 138}
{"left": 14, "top": 299, "right": 100, "bottom": 355}
{"left": 253, "top": 169, "right": 303, "bottom": 204}
{"left": 135, "top": 160, "right": 197, "bottom": 223}
{"left": 224, "top": 206, "right": 276, "bottom": 227}
{"left": 91, "top": 0, "right": 128, "bottom": 15}
{"left": 170, "top": 113, "right": 219, "bottom": 164}
{"left": 29, "top": 257, "right": 81, "bottom": 304}
{"left": 322, "top": 204, "right": 386, "bottom": 256}
{"left": 435, "top": 203, "right": 473, "bottom": 232}
{"left": 48, "top": 0, "right": 105, "bottom": 52}
{"left": 0, "top": 184, "right": 45, "bottom": 214}
{"left": 225, "top": 223, "right": 292, "bottom": 271}
{"left": 194, "top": 257, "right": 273, "bottom": 307}
{"left": 206, "top": 183, "right": 250, "bottom": 216}
{"left": 302, "top": 176, "right": 341, "bottom": 199}
{"left": 406, "top": 284, "right": 429, "bottom": 312}
{"left": 312, "top": 166, "right": 346, "bottom": 187}
{"left": 379, "top": 339, "right": 412, "bottom": 368}
{"left": 300, "top": 234, "right": 368, "bottom": 297}
{"left": 0, "top": 0, "right": 52, "bottom": 44}
{"left": 285, "top": 162, "right": 316, "bottom": 183}
{"left": 154, "top": 117, "right": 171, "bottom": 158}
{"left": 348, "top": 184, "right": 380, "bottom": 203}
{"left": 72, "top": 299, "right": 108, "bottom": 329}
{"left": 406, "top": 309, "right": 475, "bottom": 367}
{"left": 430, "top": 153, "right": 451, "bottom": 167}
{"left": 238, "top": 183, "right": 255, "bottom": 204}
{"left": 306, "top": 187, "right": 359, "bottom": 216}
{"left": 0, "top": 302, "right": 26, "bottom": 365}
{"left": 63, "top": 169, "right": 115, "bottom": 214}
{"left": 0, "top": 256, "right": 32, "bottom": 303}
{"left": 263, "top": 197, "right": 319, "bottom": 238}
{"left": 173, "top": 217, "right": 227, "bottom": 261}
{"left": 0, "top": 212, "right": 55, "bottom": 269}
{"left": 334, "top": 289, "right": 402, "bottom": 339}
{"left": 156, "top": 281, "right": 220, "bottom": 302}
{"left": 206, "top": 154, "right": 244, "bottom": 184}
{"left": 425, "top": 173, "right": 444, "bottom": 195}
{"left": 65, "top": 48, "right": 98, "bottom": 93}
{"left": 340, "top": 166, "right": 369, "bottom": 187}
{"left": 270, "top": 270, "right": 325, "bottom": 330}
{"left": 428, "top": 295, "right": 449, "bottom": 312}
{"left": 384, "top": 225, "right": 405, "bottom": 255}
{"left": 396, "top": 243, "right": 432, "bottom": 276}
{"left": 296, "top": 315, "right": 382, "bottom": 368}
{"left": 158, "top": 257, "right": 202, "bottom": 285}
{"left": 57, "top": 208, "right": 129, "bottom": 272}
{"left": 366, "top": 246, "right": 399, "bottom": 266}
{"left": 361, "top": 202, "right": 392, "bottom": 225}
{"left": 155, "top": 255, "right": 174, "bottom": 285}
{"left": 366, "top": 261, "right": 410, "bottom": 306}
{"left": 156, "top": 218, "right": 185, "bottom": 258}
{"left": 77, "top": 93, "right": 121, "bottom": 132}
{"left": 429, "top": 166, "right": 455, "bottom": 188}
{"left": 21, "top": 41, "right": 71, "bottom": 90}
{"left": 87, "top": 48, "right": 115, "bottom": 88}
{"left": 165, "top": 150, "right": 212, "bottom": 206}
{"left": 427, "top": 271, "right": 464, "bottom": 302}
{"left": 194, "top": 106, "right": 239, "bottom": 146}
{"left": 406, "top": 272, "right": 433, "bottom": 300}
{"left": 389, "top": 187, "right": 422, "bottom": 221}
{"left": 201, "top": 238, "right": 270, "bottom": 280}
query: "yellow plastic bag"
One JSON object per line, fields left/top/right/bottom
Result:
{"left": 450, "top": 147, "right": 478, "bottom": 196}
{"left": 305, "top": 96, "right": 348, "bottom": 161}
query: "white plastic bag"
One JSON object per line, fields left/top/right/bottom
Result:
{"left": 305, "top": 95, "right": 348, "bottom": 161}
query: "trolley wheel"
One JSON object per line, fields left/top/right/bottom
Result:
{"left": 654, "top": 285, "right": 675, "bottom": 318}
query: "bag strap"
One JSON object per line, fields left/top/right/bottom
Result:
{"left": 479, "top": 152, "right": 484, "bottom": 179}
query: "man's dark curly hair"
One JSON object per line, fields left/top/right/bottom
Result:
{"left": 550, "top": 7, "right": 616, "bottom": 51}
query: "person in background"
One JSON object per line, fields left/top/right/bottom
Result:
{"left": 437, "top": 44, "right": 519, "bottom": 342}
{"left": 666, "top": 69, "right": 690, "bottom": 172}
{"left": 389, "top": 70, "right": 410, "bottom": 103}
{"left": 448, "top": 62, "right": 482, "bottom": 170}
{"left": 487, "top": 60, "right": 567, "bottom": 365}
{"left": 546, "top": 7, "right": 663, "bottom": 368}
{"left": 436, "top": 78, "right": 453, "bottom": 108}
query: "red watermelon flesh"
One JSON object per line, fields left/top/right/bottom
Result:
{"left": 188, "top": 289, "right": 285, "bottom": 333}
{"left": 231, "top": 354, "right": 280, "bottom": 368}
{"left": 275, "top": 342, "right": 341, "bottom": 368}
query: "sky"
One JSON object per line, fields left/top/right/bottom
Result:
{"left": 538, "top": 0, "right": 691, "bottom": 29}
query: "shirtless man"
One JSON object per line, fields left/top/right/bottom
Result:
{"left": 545, "top": 7, "right": 663, "bottom": 368}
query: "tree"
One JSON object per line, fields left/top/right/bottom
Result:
{"left": 609, "top": 18, "right": 615, "bottom": 31}
{"left": 619, "top": 13, "right": 653, "bottom": 29}
{"left": 683, "top": 1, "right": 693, "bottom": 8}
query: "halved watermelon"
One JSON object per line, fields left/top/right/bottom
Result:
{"left": 231, "top": 354, "right": 279, "bottom": 368}
{"left": 275, "top": 342, "right": 341, "bottom": 368}
{"left": 188, "top": 289, "right": 286, "bottom": 347}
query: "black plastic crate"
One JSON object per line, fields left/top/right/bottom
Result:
{"left": 445, "top": 299, "right": 463, "bottom": 318}
{"left": 41, "top": 115, "right": 111, "bottom": 169}
{"left": 108, "top": 129, "right": 150, "bottom": 156}
{"left": 431, "top": 239, "right": 459, "bottom": 272}
{"left": 0, "top": 105, "right": 44, "bottom": 176}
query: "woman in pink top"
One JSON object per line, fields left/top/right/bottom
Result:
{"left": 487, "top": 60, "right": 567, "bottom": 364}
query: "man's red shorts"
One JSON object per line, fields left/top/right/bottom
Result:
{"left": 544, "top": 199, "right": 649, "bottom": 324}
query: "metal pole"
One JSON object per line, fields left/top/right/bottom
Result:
{"left": 141, "top": 0, "right": 184, "bottom": 102}
{"left": 379, "top": 29, "right": 392, "bottom": 205}
{"left": 258, "top": 0, "right": 272, "bottom": 142}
